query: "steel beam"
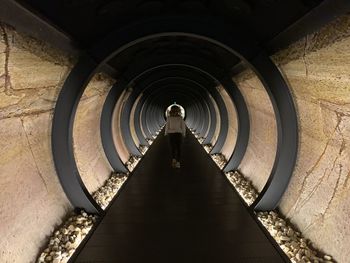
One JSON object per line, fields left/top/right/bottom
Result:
{"left": 52, "top": 55, "right": 102, "bottom": 214}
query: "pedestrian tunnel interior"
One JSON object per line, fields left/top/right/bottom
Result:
{"left": 0, "top": 0, "right": 350, "bottom": 262}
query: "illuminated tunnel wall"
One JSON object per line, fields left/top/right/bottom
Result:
{"left": 1, "top": 11, "right": 350, "bottom": 263}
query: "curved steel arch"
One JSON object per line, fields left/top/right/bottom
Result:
{"left": 221, "top": 76, "right": 250, "bottom": 173}
{"left": 121, "top": 55, "right": 247, "bottom": 152}
{"left": 115, "top": 69, "right": 217, "bottom": 147}
{"left": 140, "top": 87, "right": 209, "bottom": 138}
{"left": 107, "top": 55, "right": 231, "bottom": 153}
{"left": 125, "top": 68, "right": 228, "bottom": 153}
{"left": 137, "top": 83, "right": 211, "bottom": 139}
{"left": 139, "top": 82, "right": 210, "bottom": 137}
{"left": 112, "top": 63, "right": 219, "bottom": 152}
{"left": 52, "top": 17, "right": 297, "bottom": 213}
{"left": 100, "top": 79, "right": 132, "bottom": 173}
{"left": 52, "top": 56, "right": 103, "bottom": 214}
{"left": 133, "top": 78, "right": 210, "bottom": 139}
{"left": 102, "top": 68, "right": 213, "bottom": 160}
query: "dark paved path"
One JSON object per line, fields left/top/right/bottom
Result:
{"left": 75, "top": 131, "right": 285, "bottom": 263}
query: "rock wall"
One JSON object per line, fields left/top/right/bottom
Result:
{"left": 208, "top": 93, "right": 220, "bottom": 146}
{"left": 0, "top": 22, "right": 72, "bottom": 262}
{"left": 73, "top": 74, "right": 114, "bottom": 193}
{"left": 0, "top": 23, "right": 113, "bottom": 262}
{"left": 112, "top": 88, "right": 132, "bottom": 164}
{"left": 217, "top": 85, "right": 238, "bottom": 160}
{"left": 234, "top": 70, "right": 277, "bottom": 192}
{"left": 235, "top": 15, "right": 350, "bottom": 262}
{"left": 129, "top": 94, "right": 142, "bottom": 148}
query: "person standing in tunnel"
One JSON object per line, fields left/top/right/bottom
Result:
{"left": 165, "top": 105, "right": 186, "bottom": 168}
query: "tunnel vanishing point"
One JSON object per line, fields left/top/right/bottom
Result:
{"left": 0, "top": 0, "right": 350, "bottom": 262}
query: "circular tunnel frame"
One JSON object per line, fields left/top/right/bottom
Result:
{"left": 127, "top": 73, "right": 216, "bottom": 142}
{"left": 139, "top": 84, "right": 210, "bottom": 136}
{"left": 52, "top": 17, "right": 298, "bottom": 214}
{"left": 104, "top": 63, "right": 224, "bottom": 159}
{"left": 113, "top": 72, "right": 214, "bottom": 153}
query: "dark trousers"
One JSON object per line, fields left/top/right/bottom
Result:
{"left": 168, "top": 133, "right": 183, "bottom": 161}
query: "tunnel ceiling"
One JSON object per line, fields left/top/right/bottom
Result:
{"left": 9, "top": 0, "right": 341, "bottom": 77}
{"left": 107, "top": 36, "right": 241, "bottom": 74}
{"left": 21, "top": 0, "right": 324, "bottom": 45}
{"left": 18, "top": 0, "right": 324, "bottom": 50}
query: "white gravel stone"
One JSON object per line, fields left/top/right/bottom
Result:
{"left": 225, "top": 171, "right": 258, "bottom": 205}
{"left": 197, "top": 137, "right": 205, "bottom": 144}
{"left": 125, "top": 155, "right": 141, "bottom": 171}
{"left": 37, "top": 172, "right": 129, "bottom": 262}
{"left": 203, "top": 144, "right": 213, "bottom": 153}
{"left": 257, "top": 211, "right": 335, "bottom": 263}
{"left": 92, "top": 173, "right": 128, "bottom": 209}
{"left": 211, "top": 153, "right": 227, "bottom": 169}
{"left": 224, "top": 170, "right": 335, "bottom": 263}
{"left": 37, "top": 210, "right": 97, "bottom": 263}
{"left": 139, "top": 145, "right": 149, "bottom": 155}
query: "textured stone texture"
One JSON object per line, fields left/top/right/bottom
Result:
{"left": 129, "top": 94, "right": 142, "bottom": 147}
{"left": 217, "top": 85, "right": 238, "bottom": 160}
{"left": 73, "top": 74, "right": 114, "bottom": 193}
{"left": 0, "top": 113, "right": 72, "bottom": 262}
{"left": 0, "top": 23, "right": 72, "bottom": 119}
{"left": 0, "top": 23, "right": 73, "bottom": 262}
{"left": 234, "top": 70, "right": 277, "bottom": 192}
{"left": 275, "top": 16, "right": 350, "bottom": 263}
{"left": 0, "top": 23, "right": 112, "bottom": 262}
{"left": 236, "top": 15, "right": 350, "bottom": 262}
{"left": 112, "top": 88, "right": 132, "bottom": 164}
{"left": 209, "top": 93, "right": 220, "bottom": 146}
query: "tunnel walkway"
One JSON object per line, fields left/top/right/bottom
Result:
{"left": 74, "top": 131, "right": 285, "bottom": 263}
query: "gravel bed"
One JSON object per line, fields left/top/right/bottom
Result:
{"left": 37, "top": 172, "right": 130, "bottom": 262}
{"left": 211, "top": 153, "right": 227, "bottom": 169}
{"left": 92, "top": 173, "right": 128, "bottom": 209}
{"left": 225, "top": 170, "right": 335, "bottom": 263}
{"left": 197, "top": 137, "right": 205, "bottom": 144}
{"left": 37, "top": 211, "right": 97, "bottom": 263}
{"left": 257, "top": 212, "right": 335, "bottom": 263}
{"left": 225, "top": 171, "right": 258, "bottom": 205}
{"left": 139, "top": 145, "right": 149, "bottom": 155}
{"left": 203, "top": 144, "right": 213, "bottom": 153}
{"left": 125, "top": 155, "right": 141, "bottom": 171}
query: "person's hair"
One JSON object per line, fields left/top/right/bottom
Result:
{"left": 169, "top": 105, "right": 181, "bottom": 117}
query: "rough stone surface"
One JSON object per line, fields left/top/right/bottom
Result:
{"left": 234, "top": 70, "right": 277, "bottom": 192}
{"left": 235, "top": 15, "right": 350, "bottom": 262}
{"left": 208, "top": 93, "right": 220, "bottom": 146}
{"left": 217, "top": 85, "right": 238, "bottom": 160}
{"left": 130, "top": 95, "right": 142, "bottom": 147}
{"left": 112, "top": 88, "right": 132, "bottom": 164}
{"left": 0, "top": 23, "right": 73, "bottom": 262}
{"left": 0, "top": 23, "right": 72, "bottom": 119}
{"left": 0, "top": 113, "right": 72, "bottom": 262}
{"left": 73, "top": 74, "right": 114, "bottom": 193}
{"left": 0, "top": 24, "right": 113, "bottom": 262}
{"left": 275, "top": 16, "right": 350, "bottom": 263}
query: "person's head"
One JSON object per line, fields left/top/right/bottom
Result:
{"left": 169, "top": 105, "right": 181, "bottom": 117}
